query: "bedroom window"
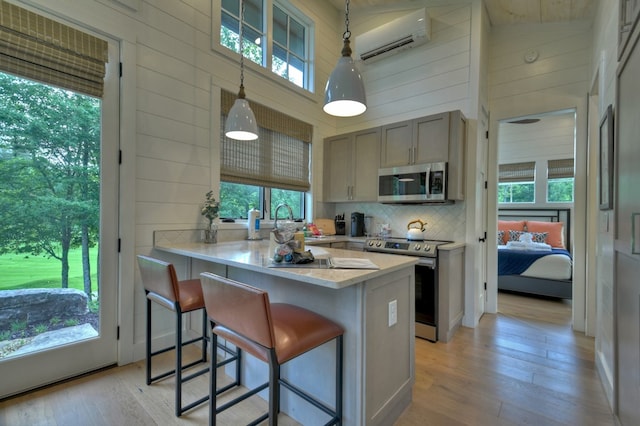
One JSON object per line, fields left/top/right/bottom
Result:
{"left": 547, "top": 158, "right": 574, "bottom": 202}
{"left": 498, "top": 161, "right": 535, "bottom": 203}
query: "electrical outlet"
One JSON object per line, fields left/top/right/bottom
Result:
{"left": 388, "top": 299, "right": 397, "bottom": 327}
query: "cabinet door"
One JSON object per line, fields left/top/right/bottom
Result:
{"left": 615, "top": 19, "right": 640, "bottom": 425}
{"left": 447, "top": 111, "right": 467, "bottom": 200}
{"left": 380, "top": 120, "right": 412, "bottom": 167}
{"left": 619, "top": 0, "right": 640, "bottom": 59}
{"left": 352, "top": 128, "right": 381, "bottom": 201}
{"left": 346, "top": 242, "right": 364, "bottom": 251}
{"left": 324, "top": 134, "right": 352, "bottom": 202}
{"left": 414, "top": 112, "right": 450, "bottom": 164}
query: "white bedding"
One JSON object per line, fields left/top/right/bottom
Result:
{"left": 498, "top": 245, "right": 572, "bottom": 280}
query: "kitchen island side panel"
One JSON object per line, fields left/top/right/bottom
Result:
{"left": 188, "top": 258, "right": 414, "bottom": 425}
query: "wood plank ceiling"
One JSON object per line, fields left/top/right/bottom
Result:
{"left": 329, "top": 0, "right": 596, "bottom": 26}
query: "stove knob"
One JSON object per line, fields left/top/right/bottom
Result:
{"left": 424, "top": 245, "right": 432, "bottom": 252}
{"left": 375, "top": 241, "right": 383, "bottom": 247}
{"left": 367, "top": 240, "right": 374, "bottom": 247}
{"left": 414, "top": 244, "right": 421, "bottom": 250}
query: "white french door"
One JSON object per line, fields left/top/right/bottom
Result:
{"left": 0, "top": 37, "right": 120, "bottom": 399}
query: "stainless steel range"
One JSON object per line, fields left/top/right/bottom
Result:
{"left": 365, "top": 237, "right": 452, "bottom": 342}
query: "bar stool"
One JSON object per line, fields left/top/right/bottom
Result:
{"left": 199, "top": 272, "right": 344, "bottom": 426}
{"left": 136, "top": 255, "right": 239, "bottom": 417}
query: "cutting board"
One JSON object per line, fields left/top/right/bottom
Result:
{"left": 314, "top": 218, "right": 336, "bottom": 235}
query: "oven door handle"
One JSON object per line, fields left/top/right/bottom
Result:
{"left": 417, "top": 258, "right": 436, "bottom": 269}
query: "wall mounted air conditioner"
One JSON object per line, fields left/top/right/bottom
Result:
{"left": 355, "top": 8, "right": 431, "bottom": 64}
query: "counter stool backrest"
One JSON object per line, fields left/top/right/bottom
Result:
{"left": 137, "top": 255, "right": 180, "bottom": 303}
{"left": 200, "top": 272, "right": 275, "bottom": 349}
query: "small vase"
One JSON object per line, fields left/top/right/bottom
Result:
{"left": 204, "top": 223, "right": 218, "bottom": 244}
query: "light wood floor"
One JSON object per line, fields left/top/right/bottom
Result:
{"left": 0, "top": 292, "right": 615, "bottom": 425}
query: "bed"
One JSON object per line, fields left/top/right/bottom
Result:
{"left": 497, "top": 208, "right": 572, "bottom": 299}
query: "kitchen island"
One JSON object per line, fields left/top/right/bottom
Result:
{"left": 153, "top": 234, "right": 417, "bottom": 425}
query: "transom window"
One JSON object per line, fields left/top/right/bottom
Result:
{"left": 220, "top": 0, "right": 312, "bottom": 91}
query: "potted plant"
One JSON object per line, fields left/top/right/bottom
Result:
{"left": 201, "top": 190, "right": 219, "bottom": 243}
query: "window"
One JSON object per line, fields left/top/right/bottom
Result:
{"left": 220, "top": 0, "right": 312, "bottom": 90}
{"left": 219, "top": 89, "right": 311, "bottom": 220}
{"left": 221, "top": 0, "right": 263, "bottom": 65}
{"left": 547, "top": 158, "right": 574, "bottom": 202}
{"left": 272, "top": 5, "right": 308, "bottom": 88}
{"left": 498, "top": 162, "right": 535, "bottom": 203}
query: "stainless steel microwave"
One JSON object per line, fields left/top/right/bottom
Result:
{"left": 378, "top": 162, "right": 448, "bottom": 203}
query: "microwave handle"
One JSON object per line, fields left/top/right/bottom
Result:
{"left": 425, "top": 166, "right": 431, "bottom": 196}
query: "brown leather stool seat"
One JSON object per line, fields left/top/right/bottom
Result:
{"left": 137, "top": 255, "right": 239, "bottom": 417}
{"left": 200, "top": 272, "right": 344, "bottom": 426}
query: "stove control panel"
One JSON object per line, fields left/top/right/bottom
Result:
{"left": 365, "top": 239, "right": 441, "bottom": 257}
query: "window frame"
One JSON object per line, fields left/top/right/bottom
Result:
{"left": 497, "top": 181, "right": 536, "bottom": 204}
{"left": 219, "top": 183, "right": 306, "bottom": 221}
{"left": 217, "top": 0, "right": 315, "bottom": 93}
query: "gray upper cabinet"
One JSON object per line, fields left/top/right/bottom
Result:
{"left": 381, "top": 112, "right": 450, "bottom": 167}
{"left": 324, "top": 128, "right": 381, "bottom": 202}
{"left": 380, "top": 110, "right": 466, "bottom": 200}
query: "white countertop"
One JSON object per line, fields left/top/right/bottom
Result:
{"left": 154, "top": 239, "right": 417, "bottom": 290}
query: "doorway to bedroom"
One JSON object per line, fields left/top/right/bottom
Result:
{"left": 495, "top": 110, "right": 576, "bottom": 327}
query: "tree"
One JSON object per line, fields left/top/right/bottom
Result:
{"left": 0, "top": 73, "right": 100, "bottom": 291}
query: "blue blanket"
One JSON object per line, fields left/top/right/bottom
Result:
{"left": 498, "top": 248, "right": 572, "bottom": 275}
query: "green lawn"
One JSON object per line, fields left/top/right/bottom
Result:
{"left": 0, "top": 248, "right": 98, "bottom": 292}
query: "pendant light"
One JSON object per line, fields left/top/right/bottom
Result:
{"left": 323, "top": 0, "right": 367, "bottom": 117}
{"left": 225, "top": 0, "right": 259, "bottom": 141}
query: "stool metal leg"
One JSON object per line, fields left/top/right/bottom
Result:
{"left": 336, "top": 335, "right": 343, "bottom": 425}
{"left": 175, "top": 306, "right": 183, "bottom": 417}
{"left": 145, "top": 297, "right": 152, "bottom": 385}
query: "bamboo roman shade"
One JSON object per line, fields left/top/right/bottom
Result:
{"left": 547, "top": 158, "right": 574, "bottom": 179}
{"left": 220, "top": 89, "right": 312, "bottom": 192}
{"left": 0, "top": 0, "right": 108, "bottom": 97}
{"left": 499, "top": 161, "right": 536, "bottom": 183}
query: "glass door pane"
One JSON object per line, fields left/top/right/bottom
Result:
{"left": 0, "top": 39, "right": 118, "bottom": 397}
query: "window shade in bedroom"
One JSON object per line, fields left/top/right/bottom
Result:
{"left": 547, "top": 158, "right": 574, "bottom": 179}
{"left": 499, "top": 161, "right": 535, "bottom": 183}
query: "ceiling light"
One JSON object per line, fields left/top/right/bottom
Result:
{"left": 323, "top": 0, "right": 367, "bottom": 117}
{"left": 225, "top": 0, "right": 258, "bottom": 141}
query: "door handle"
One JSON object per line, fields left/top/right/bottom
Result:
{"left": 478, "top": 231, "right": 487, "bottom": 243}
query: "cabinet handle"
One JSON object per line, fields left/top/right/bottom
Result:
{"left": 633, "top": 213, "right": 640, "bottom": 255}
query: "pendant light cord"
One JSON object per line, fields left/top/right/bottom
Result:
{"left": 341, "top": 0, "right": 352, "bottom": 57}
{"left": 343, "top": 0, "right": 351, "bottom": 40}
{"left": 238, "top": 0, "right": 246, "bottom": 99}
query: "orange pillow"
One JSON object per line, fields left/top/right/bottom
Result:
{"left": 526, "top": 221, "right": 565, "bottom": 248}
{"left": 498, "top": 220, "right": 526, "bottom": 244}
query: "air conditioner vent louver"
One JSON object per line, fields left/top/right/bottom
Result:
{"left": 359, "top": 36, "right": 415, "bottom": 61}
{"left": 355, "top": 9, "right": 431, "bottom": 64}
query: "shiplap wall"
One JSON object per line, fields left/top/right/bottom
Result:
{"left": 498, "top": 113, "right": 575, "bottom": 164}
{"left": 591, "top": 0, "right": 619, "bottom": 411}
{"left": 337, "top": 2, "right": 476, "bottom": 134}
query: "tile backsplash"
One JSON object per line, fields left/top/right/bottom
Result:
{"left": 325, "top": 201, "right": 466, "bottom": 242}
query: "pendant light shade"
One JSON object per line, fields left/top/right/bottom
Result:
{"left": 323, "top": 40, "right": 367, "bottom": 117}
{"left": 225, "top": 86, "right": 258, "bottom": 140}
{"left": 225, "top": 0, "right": 258, "bottom": 141}
{"left": 323, "top": 0, "right": 366, "bottom": 117}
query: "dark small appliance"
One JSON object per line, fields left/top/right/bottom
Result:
{"left": 351, "top": 212, "right": 365, "bottom": 237}
{"left": 334, "top": 213, "right": 346, "bottom": 235}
